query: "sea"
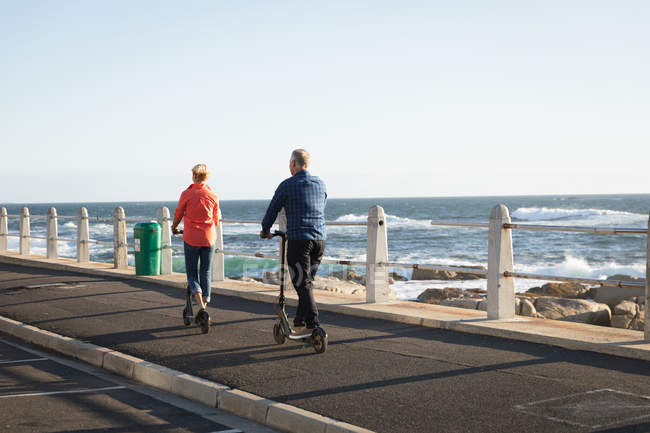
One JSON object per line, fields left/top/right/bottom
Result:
{"left": 2, "top": 194, "right": 648, "bottom": 300}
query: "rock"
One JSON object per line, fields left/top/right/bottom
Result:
{"left": 611, "top": 300, "right": 645, "bottom": 331}
{"left": 416, "top": 288, "right": 462, "bottom": 304}
{"left": 534, "top": 297, "right": 611, "bottom": 326}
{"left": 329, "top": 269, "right": 364, "bottom": 284}
{"left": 630, "top": 308, "right": 645, "bottom": 331}
{"left": 389, "top": 272, "right": 409, "bottom": 282}
{"left": 518, "top": 297, "right": 541, "bottom": 318}
{"left": 614, "top": 300, "right": 638, "bottom": 317}
{"left": 606, "top": 274, "right": 644, "bottom": 283}
{"left": 411, "top": 266, "right": 485, "bottom": 281}
{"left": 440, "top": 298, "right": 481, "bottom": 310}
{"left": 526, "top": 282, "right": 589, "bottom": 298}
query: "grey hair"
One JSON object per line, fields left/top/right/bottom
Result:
{"left": 291, "top": 149, "right": 310, "bottom": 168}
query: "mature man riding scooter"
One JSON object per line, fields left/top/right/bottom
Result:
{"left": 260, "top": 149, "right": 327, "bottom": 334}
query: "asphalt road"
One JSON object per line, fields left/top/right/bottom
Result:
{"left": 1, "top": 262, "right": 650, "bottom": 433}
{"left": 0, "top": 334, "right": 279, "bottom": 433}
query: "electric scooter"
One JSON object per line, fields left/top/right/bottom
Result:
{"left": 175, "top": 229, "right": 210, "bottom": 334}
{"left": 269, "top": 231, "right": 327, "bottom": 354}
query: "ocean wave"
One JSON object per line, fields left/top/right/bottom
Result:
{"left": 515, "top": 254, "right": 645, "bottom": 280}
{"left": 511, "top": 207, "right": 645, "bottom": 225}
{"left": 334, "top": 213, "right": 431, "bottom": 228}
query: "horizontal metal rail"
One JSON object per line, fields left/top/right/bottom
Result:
{"left": 504, "top": 223, "right": 647, "bottom": 235}
{"left": 503, "top": 271, "right": 645, "bottom": 289}
{"left": 220, "top": 219, "right": 366, "bottom": 227}
{"left": 430, "top": 221, "right": 490, "bottom": 229}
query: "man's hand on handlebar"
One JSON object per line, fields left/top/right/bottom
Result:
{"left": 259, "top": 231, "right": 274, "bottom": 240}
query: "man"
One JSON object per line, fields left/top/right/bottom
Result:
{"left": 260, "top": 149, "right": 327, "bottom": 329}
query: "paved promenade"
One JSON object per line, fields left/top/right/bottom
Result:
{"left": 2, "top": 254, "right": 650, "bottom": 432}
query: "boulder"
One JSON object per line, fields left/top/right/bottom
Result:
{"left": 329, "top": 269, "right": 364, "bottom": 284}
{"left": 518, "top": 297, "right": 543, "bottom": 319}
{"left": 389, "top": 272, "right": 409, "bottom": 282}
{"left": 440, "top": 298, "right": 481, "bottom": 310}
{"left": 526, "top": 282, "right": 589, "bottom": 298}
{"left": 416, "top": 288, "right": 463, "bottom": 304}
{"left": 534, "top": 297, "right": 611, "bottom": 326}
{"left": 411, "top": 266, "right": 485, "bottom": 281}
{"left": 611, "top": 300, "right": 645, "bottom": 331}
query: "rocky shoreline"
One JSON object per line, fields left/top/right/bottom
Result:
{"left": 232, "top": 269, "right": 645, "bottom": 331}
{"left": 416, "top": 275, "right": 646, "bottom": 331}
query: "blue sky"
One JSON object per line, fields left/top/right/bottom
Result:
{"left": 1, "top": 1, "right": 648, "bottom": 202}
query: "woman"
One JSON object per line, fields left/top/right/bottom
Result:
{"left": 172, "top": 163, "right": 219, "bottom": 323}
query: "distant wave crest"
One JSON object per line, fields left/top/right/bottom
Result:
{"left": 511, "top": 207, "right": 645, "bottom": 225}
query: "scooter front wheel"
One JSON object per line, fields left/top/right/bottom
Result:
{"left": 311, "top": 327, "right": 327, "bottom": 354}
{"left": 273, "top": 322, "right": 286, "bottom": 345}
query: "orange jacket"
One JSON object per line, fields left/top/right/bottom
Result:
{"left": 174, "top": 183, "right": 219, "bottom": 247}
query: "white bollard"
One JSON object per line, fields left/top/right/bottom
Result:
{"left": 487, "top": 204, "right": 515, "bottom": 320}
{"left": 113, "top": 206, "right": 128, "bottom": 269}
{"left": 46, "top": 207, "right": 58, "bottom": 259}
{"left": 19, "top": 207, "right": 30, "bottom": 255}
{"left": 157, "top": 206, "right": 173, "bottom": 275}
{"left": 212, "top": 207, "right": 225, "bottom": 282}
{"left": 645, "top": 213, "right": 649, "bottom": 342}
{"left": 77, "top": 207, "right": 90, "bottom": 263}
{"left": 0, "top": 207, "right": 7, "bottom": 252}
{"left": 366, "top": 205, "right": 390, "bottom": 303}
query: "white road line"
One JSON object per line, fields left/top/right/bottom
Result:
{"left": 0, "top": 358, "right": 48, "bottom": 365}
{"left": 0, "top": 385, "right": 126, "bottom": 399}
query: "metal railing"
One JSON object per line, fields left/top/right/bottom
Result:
{"left": 1, "top": 204, "right": 648, "bottom": 339}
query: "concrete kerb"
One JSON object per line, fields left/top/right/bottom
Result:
{"left": 0, "top": 314, "right": 374, "bottom": 433}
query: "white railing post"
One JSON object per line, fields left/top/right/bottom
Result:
{"left": 645, "top": 213, "right": 649, "bottom": 341}
{"left": 46, "top": 207, "right": 58, "bottom": 259}
{"left": 278, "top": 208, "right": 290, "bottom": 289}
{"left": 366, "top": 205, "right": 390, "bottom": 303}
{"left": 0, "top": 207, "right": 7, "bottom": 252}
{"left": 19, "top": 207, "right": 30, "bottom": 255}
{"left": 157, "top": 206, "right": 172, "bottom": 275}
{"left": 77, "top": 207, "right": 90, "bottom": 263}
{"left": 113, "top": 206, "right": 128, "bottom": 269}
{"left": 212, "top": 208, "right": 225, "bottom": 282}
{"left": 487, "top": 204, "right": 515, "bottom": 320}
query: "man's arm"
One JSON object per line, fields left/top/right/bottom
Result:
{"left": 260, "top": 185, "right": 285, "bottom": 238}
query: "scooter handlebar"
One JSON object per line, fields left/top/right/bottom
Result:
{"left": 271, "top": 230, "right": 286, "bottom": 239}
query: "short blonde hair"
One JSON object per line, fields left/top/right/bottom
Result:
{"left": 192, "top": 164, "right": 210, "bottom": 183}
{"left": 291, "top": 149, "right": 310, "bottom": 168}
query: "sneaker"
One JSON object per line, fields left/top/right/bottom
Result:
{"left": 306, "top": 322, "right": 320, "bottom": 330}
{"left": 293, "top": 319, "right": 306, "bottom": 328}
{"left": 195, "top": 309, "right": 206, "bottom": 324}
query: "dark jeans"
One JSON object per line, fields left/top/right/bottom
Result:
{"left": 184, "top": 242, "right": 216, "bottom": 304}
{"left": 286, "top": 239, "right": 325, "bottom": 326}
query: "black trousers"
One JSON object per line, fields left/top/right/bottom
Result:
{"left": 286, "top": 239, "right": 326, "bottom": 325}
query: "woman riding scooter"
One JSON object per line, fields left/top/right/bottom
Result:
{"left": 172, "top": 163, "right": 219, "bottom": 332}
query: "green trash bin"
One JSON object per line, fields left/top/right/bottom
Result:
{"left": 134, "top": 222, "right": 161, "bottom": 275}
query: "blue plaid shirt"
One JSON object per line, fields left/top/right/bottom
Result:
{"left": 261, "top": 170, "right": 327, "bottom": 240}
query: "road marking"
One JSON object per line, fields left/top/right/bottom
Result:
{"left": 0, "top": 386, "right": 126, "bottom": 399}
{"left": 0, "top": 358, "right": 48, "bottom": 365}
{"left": 210, "top": 429, "right": 243, "bottom": 433}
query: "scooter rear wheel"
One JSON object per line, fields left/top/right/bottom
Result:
{"left": 273, "top": 322, "right": 286, "bottom": 345}
{"left": 198, "top": 311, "right": 210, "bottom": 334}
{"left": 311, "top": 327, "right": 327, "bottom": 354}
